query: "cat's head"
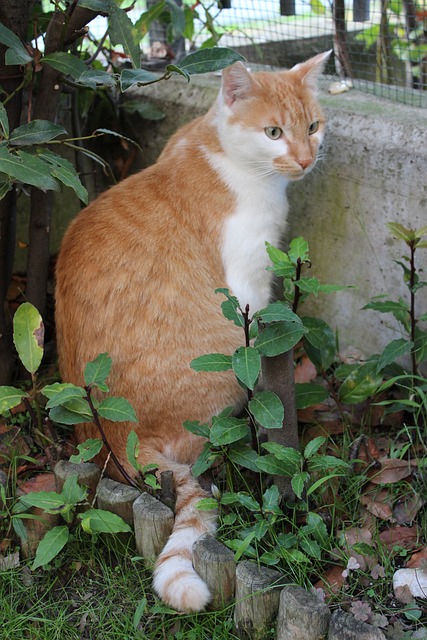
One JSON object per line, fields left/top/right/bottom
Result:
{"left": 217, "top": 52, "right": 331, "bottom": 181}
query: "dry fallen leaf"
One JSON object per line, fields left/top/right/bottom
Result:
{"left": 340, "top": 527, "right": 376, "bottom": 571}
{"left": 294, "top": 355, "right": 317, "bottom": 383}
{"left": 17, "top": 472, "right": 56, "bottom": 495}
{"left": 394, "top": 584, "right": 414, "bottom": 605}
{"left": 313, "top": 564, "right": 346, "bottom": 597}
{"left": 393, "top": 494, "right": 425, "bottom": 525}
{"left": 368, "top": 458, "right": 413, "bottom": 485}
{"left": 360, "top": 494, "right": 394, "bottom": 522}
{"left": 379, "top": 525, "right": 419, "bottom": 552}
{"left": 406, "top": 548, "right": 427, "bottom": 569}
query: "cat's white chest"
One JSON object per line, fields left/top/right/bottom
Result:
{"left": 209, "top": 153, "right": 289, "bottom": 313}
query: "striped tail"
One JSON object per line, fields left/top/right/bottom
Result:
{"left": 153, "top": 471, "right": 217, "bottom": 612}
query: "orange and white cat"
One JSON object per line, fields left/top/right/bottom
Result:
{"left": 55, "top": 52, "right": 330, "bottom": 613}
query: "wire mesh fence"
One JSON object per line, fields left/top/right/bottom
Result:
{"left": 83, "top": 0, "right": 427, "bottom": 107}
{"left": 188, "top": 0, "right": 427, "bottom": 107}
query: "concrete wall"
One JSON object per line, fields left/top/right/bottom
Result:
{"left": 123, "top": 73, "right": 427, "bottom": 359}
{"left": 17, "top": 71, "right": 424, "bottom": 359}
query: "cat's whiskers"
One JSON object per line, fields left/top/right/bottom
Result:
{"left": 244, "top": 160, "right": 283, "bottom": 180}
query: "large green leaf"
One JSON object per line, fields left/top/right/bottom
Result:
{"left": 248, "top": 391, "right": 284, "bottom": 429}
{"left": 19, "top": 491, "right": 65, "bottom": 511}
{"left": 13, "top": 302, "right": 44, "bottom": 374}
{"left": 295, "top": 383, "right": 329, "bottom": 409}
{"left": 49, "top": 399, "right": 93, "bottom": 425}
{"left": 256, "top": 453, "right": 297, "bottom": 477}
{"left": 253, "top": 301, "right": 301, "bottom": 324}
{"left": 0, "top": 386, "right": 29, "bottom": 415}
{"left": 97, "top": 397, "right": 138, "bottom": 423}
{"left": 0, "top": 181, "right": 12, "bottom": 201}
{"left": 0, "top": 102, "right": 9, "bottom": 139}
{"left": 108, "top": 4, "right": 141, "bottom": 69}
{"left": 414, "top": 327, "right": 427, "bottom": 364}
{"left": 190, "top": 353, "right": 232, "bottom": 372}
{"left": 265, "top": 243, "right": 295, "bottom": 279}
{"left": 254, "top": 321, "right": 306, "bottom": 357}
{"left": 76, "top": 69, "right": 117, "bottom": 89}
{"left": 362, "top": 298, "right": 409, "bottom": 315}
{"left": 84, "top": 353, "right": 112, "bottom": 388}
{"left": 9, "top": 120, "right": 67, "bottom": 147}
{"left": 120, "top": 68, "right": 161, "bottom": 91}
{"left": 191, "top": 442, "right": 218, "bottom": 477}
{"left": 303, "top": 436, "right": 326, "bottom": 460}
{"left": 387, "top": 222, "right": 415, "bottom": 243}
{"left": 42, "top": 382, "right": 86, "bottom": 409}
{"left": 42, "top": 52, "right": 87, "bottom": 79}
{"left": 32, "top": 525, "right": 69, "bottom": 570}
{"left": 79, "top": 509, "right": 132, "bottom": 534}
{"left": 126, "top": 430, "right": 140, "bottom": 472}
{"left": 183, "top": 420, "right": 210, "bottom": 438}
{"left": 228, "top": 444, "right": 260, "bottom": 472}
{"left": 69, "top": 438, "right": 103, "bottom": 464}
{"left": 338, "top": 362, "right": 383, "bottom": 404}
{"left": 0, "top": 23, "right": 33, "bottom": 65}
{"left": 0, "top": 147, "right": 59, "bottom": 191}
{"left": 307, "top": 455, "right": 350, "bottom": 473}
{"left": 215, "top": 287, "right": 244, "bottom": 327}
{"left": 288, "top": 237, "right": 310, "bottom": 265}
{"left": 60, "top": 474, "right": 88, "bottom": 505}
{"left": 262, "top": 442, "right": 302, "bottom": 472}
{"left": 302, "top": 316, "right": 336, "bottom": 370}
{"left": 291, "top": 471, "right": 309, "bottom": 499}
{"left": 210, "top": 415, "right": 249, "bottom": 446}
{"left": 232, "top": 346, "right": 260, "bottom": 390}
{"left": 77, "top": 0, "right": 113, "bottom": 11}
{"left": 377, "top": 338, "right": 413, "bottom": 372}
{"left": 171, "top": 47, "right": 246, "bottom": 75}
{"left": 37, "top": 150, "right": 89, "bottom": 204}
{"left": 134, "top": 1, "right": 166, "bottom": 35}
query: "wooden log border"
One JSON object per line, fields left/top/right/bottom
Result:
{"left": 20, "top": 463, "right": 387, "bottom": 639}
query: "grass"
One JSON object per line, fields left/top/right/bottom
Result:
{"left": 0, "top": 530, "right": 239, "bottom": 640}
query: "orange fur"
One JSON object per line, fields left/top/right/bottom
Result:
{"left": 55, "top": 53, "right": 330, "bottom": 612}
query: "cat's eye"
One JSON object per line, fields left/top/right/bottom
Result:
{"left": 264, "top": 126, "right": 282, "bottom": 140}
{"left": 308, "top": 121, "right": 319, "bottom": 135}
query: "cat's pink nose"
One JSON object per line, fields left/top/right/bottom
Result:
{"left": 298, "top": 158, "right": 312, "bottom": 170}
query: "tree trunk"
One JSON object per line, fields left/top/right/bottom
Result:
{"left": 0, "top": 0, "right": 35, "bottom": 383}
{"left": 261, "top": 349, "right": 299, "bottom": 501}
{"left": 25, "top": 6, "right": 98, "bottom": 316}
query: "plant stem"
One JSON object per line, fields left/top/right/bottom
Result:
{"left": 242, "top": 304, "right": 258, "bottom": 451}
{"left": 84, "top": 387, "right": 140, "bottom": 490}
{"left": 292, "top": 258, "right": 303, "bottom": 314}
{"left": 409, "top": 240, "right": 418, "bottom": 377}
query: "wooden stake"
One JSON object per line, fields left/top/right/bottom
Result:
{"left": 19, "top": 509, "right": 60, "bottom": 560}
{"left": 54, "top": 460, "right": 101, "bottom": 507}
{"left": 192, "top": 533, "right": 236, "bottom": 609}
{"left": 132, "top": 492, "right": 174, "bottom": 564}
{"left": 276, "top": 585, "right": 330, "bottom": 639}
{"left": 96, "top": 477, "right": 141, "bottom": 526}
{"left": 233, "top": 561, "right": 282, "bottom": 640}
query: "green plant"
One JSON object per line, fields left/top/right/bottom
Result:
{"left": 355, "top": 0, "right": 427, "bottom": 88}
{"left": 0, "top": 302, "right": 146, "bottom": 566}
{"left": 14, "top": 471, "right": 132, "bottom": 570}
{"left": 184, "top": 238, "right": 353, "bottom": 573}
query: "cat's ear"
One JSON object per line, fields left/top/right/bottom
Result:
{"left": 290, "top": 50, "right": 332, "bottom": 91}
{"left": 221, "top": 62, "right": 255, "bottom": 107}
